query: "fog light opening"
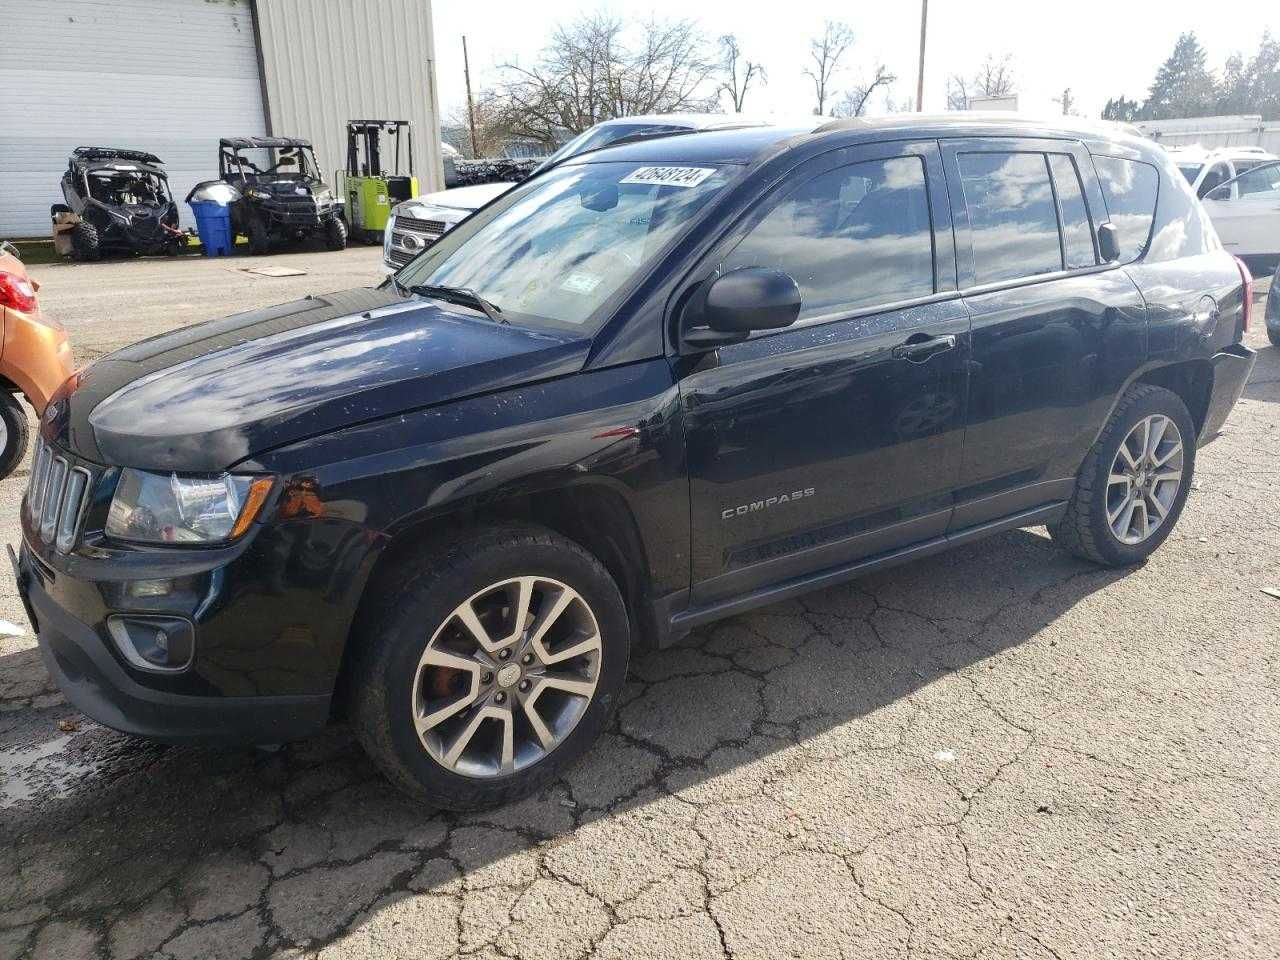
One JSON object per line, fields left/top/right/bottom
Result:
{"left": 106, "top": 616, "right": 194, "bottom": 673}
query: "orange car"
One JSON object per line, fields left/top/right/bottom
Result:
{"left": 0, "top": 243, "right": 74, "bottom": 477}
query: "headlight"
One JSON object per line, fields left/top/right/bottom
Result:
{"left": 106, "top": 470, "right": 274, "bottom": 545}
{"left": 247, "top": 188, "right": 270, "bottom": 200}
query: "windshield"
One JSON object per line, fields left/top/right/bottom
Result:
{"left": 226, "top": 146, "right": 319, "bottom": 181}
{"left": 534, "top": 123, "right": 691, "bottom": 174}
{"left": 397, "top": 160, "right": 733, "bottom": 331}
{"left": 1177, "top": 163, "right": 1201, "bottom": 185}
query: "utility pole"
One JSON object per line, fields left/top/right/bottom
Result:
{"left": 915, "top": 0, "right": 928, "bottom": 111}
{"left": 463, "top": 35, "right": 479, "bottom": 158}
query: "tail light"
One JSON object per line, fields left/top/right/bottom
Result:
{"left": 1234, "top": 256, "right": 1253, "bottom": 334}
{"left": 0, "top": 271, "right": 38, "bottom": 313}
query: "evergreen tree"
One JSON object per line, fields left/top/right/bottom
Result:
{"left": 1101, "top": 95, "right": 1140, "bottom": 122}
{"left": 1143, "top": 33, "right": 1216, "bottom": 119}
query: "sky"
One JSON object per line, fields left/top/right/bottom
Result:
{"left": 432, "top": 0, "right": 1280, "bottom": 125}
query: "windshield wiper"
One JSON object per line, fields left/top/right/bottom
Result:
{"left": 411, "top": 283, "right": 508, "bottom": 324}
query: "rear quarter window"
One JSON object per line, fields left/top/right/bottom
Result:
{"left": 1092, "top": 155, "right": 1158, "bottom": 263}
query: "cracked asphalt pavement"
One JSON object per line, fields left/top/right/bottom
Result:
{"left": 2, "top": 249, "right": 1277, "bottom": 960}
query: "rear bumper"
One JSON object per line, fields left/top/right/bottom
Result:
{"left": 13, "top": 542, "right": 330, "bottom": 745}
{"left": 1199, "top": 343, "right": 1257, "bottom": 444}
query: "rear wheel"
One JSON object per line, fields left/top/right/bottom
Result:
{"left": 350, "top": 524, "right": 629, "bottom": 809}
{"left": 1049, "top": 384, "right": 1196, "bottom": 566}
{"left": 324, "top": 216, "right": 348, "bottom": 251}
{"left": 0, "top": 393, "right": 30, "bottom": 481}
{"left": 70, "top": 220, "right": 100, "bottom": 261}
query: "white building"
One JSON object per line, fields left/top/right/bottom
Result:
{"left": 0, "top": 0, "right": 445, "bottom": 237}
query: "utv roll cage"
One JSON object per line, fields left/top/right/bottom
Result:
{"left": 218, "top": 137, "right": 320, "bottom": 183}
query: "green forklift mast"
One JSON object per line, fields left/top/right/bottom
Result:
{"left": 340, "top": 120, "right": 418, "bottom": 243}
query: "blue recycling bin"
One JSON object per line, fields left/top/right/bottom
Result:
{"left": 189, "top": 199, "right": 233, "bottom": 256}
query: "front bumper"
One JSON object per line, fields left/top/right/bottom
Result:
{"left": 13, "top": 541, "right": 329, "bottom": 744}
{"left": 1199, "top": 343, "right": 1258, "bottom": 443}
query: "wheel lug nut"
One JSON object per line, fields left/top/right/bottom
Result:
{"left": 481, "top": 672, "right": 492, "bottom": 684}
{"left": 518, "top": 679, "right": 530, "bottom": 692}
{"left": 522, "top": 653, "right": 533, "bottom": 665}
{"left": 494, "top": 692, "right": 506, "bottom": 704}
{"left": 498, "top": 649, "right": 510, "bottom": 660}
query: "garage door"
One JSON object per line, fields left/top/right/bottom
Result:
{"left": 0, "top": 0, "right": 267, "bottom": 237}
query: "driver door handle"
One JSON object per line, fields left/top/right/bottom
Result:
{"left": 892, "top": 333, "right": 957, "bottom": 363}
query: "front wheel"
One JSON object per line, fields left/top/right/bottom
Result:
{"left": 0, "top": 393, "right": 31, "bottom": 480}
{"left": 323, "top": 216, "right": 347, "bottom": 251}
{"left": 246, "top": 215, "right": 271, "bottom": 255}
{"left": 350, "top": 524, "right": 630, "bottom": 809}
{"left": 1049, "top": 384, "right": 1196, "bottom": 566}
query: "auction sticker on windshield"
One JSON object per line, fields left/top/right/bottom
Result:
{"left": 619, "top": 166, "right": 716, "bottom": 188}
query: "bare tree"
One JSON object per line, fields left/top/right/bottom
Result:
{"left": 946, "top": 53, "right": 1015, "bottom": 109}
{"left": 718, "top": 34, "right": 766, "bottom": 112}
{"left": 832, "top": 65, "right": 898, "bottom": 117}
{"left": 804, "top": 20, "right": 856, "bottom": 115}
{"left": 492, "top": 12, "right": 718, "bottom": 147}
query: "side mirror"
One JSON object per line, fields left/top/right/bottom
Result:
{"left": 1097, "top": 222, "right": 1121, "bottom": 263}
{"left": 684, "top": 267, "right": 802, "bottom": 348}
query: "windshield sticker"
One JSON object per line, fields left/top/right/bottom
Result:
{"left": 561, "top": 272, "right": 604, "bottom": 295}
{"left": 620, "top": 166, "right": 715, "bottom": 188}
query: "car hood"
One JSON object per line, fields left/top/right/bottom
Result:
{"left": 394, "top": 182, "right": 513, "bottom": 217}
{"left": 51, "top": 286, "right": 589, "bottom": 471}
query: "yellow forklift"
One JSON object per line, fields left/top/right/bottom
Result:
{"left": 339, "top": 120, "right": 418, "bottom": 243}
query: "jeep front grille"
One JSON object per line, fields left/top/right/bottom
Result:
{"left": 26, "top": 439, "right": 92, "bottom": 553}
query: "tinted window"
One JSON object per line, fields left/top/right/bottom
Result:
{"left": 1048, "top": 155, "right": 1097, "bottom": 269}
{"left": 724, "top": 156, "right": 934, "bottom": 319}
{"left": 958, "top": 152, "right": 1061, "bottom": 284}
{"left": 1093, "top": 155, "right": 1159, "bottom": 262}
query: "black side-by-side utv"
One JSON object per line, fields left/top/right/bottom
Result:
{"left": 55, "top": 147, "right": 184, "bottom": 260}
{"left": 213, "top": 137, "right": 346, "bottom": 254}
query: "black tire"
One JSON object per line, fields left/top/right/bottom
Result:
{"left": 246, "top": 215, "right": 271, "bottom": 256}
{"left": 70, "top": 220, "right": 100, "bottom": 262}
{"left": 350, "top": 524, "right": 630, "bottom": 809}
{"left": 324, "top": 216, "right": 348, "bottom": 251}
{"left": 0, "top": 393, "right": 30, "bottom": 481}
{"left": 1048, "top": 384, "right": 1196, "bottom": 566}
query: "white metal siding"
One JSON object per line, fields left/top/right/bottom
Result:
{"left": 254, "top": 0, "right": 444, "bottom": 196}
{"left": 0, "top": 0, "right": 267, "bottom": 237}
{"left": 1139, "top": 115, "right": 1280, "bottom": 154}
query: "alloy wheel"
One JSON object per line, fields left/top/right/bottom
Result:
{"left": 411, "top": 576, "right": 602, "bottom": 778}
{"left": 1106, "top": 414, "right": 1184, "bottom": 545}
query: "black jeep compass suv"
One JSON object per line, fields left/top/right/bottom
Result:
{"left": 15, "top": 117, "right": 1256, "bottom": 809}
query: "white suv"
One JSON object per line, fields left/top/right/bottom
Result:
{"left": 1168, "top": 145, "right": 1278, "bottom": 198}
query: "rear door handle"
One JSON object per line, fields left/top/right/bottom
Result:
{"left": 892, "top": 333, "right": 957, "bottom": 363}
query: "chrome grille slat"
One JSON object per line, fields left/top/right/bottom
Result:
{"left": 27, "top": 441, "right": 93, "bottom": 553}
{"left": 40, "top": 458, "right": 68, "bottom": 543}
{"left": 394, "top": 215, "right": 447, "bottom": 233}
{"left": 56, "top": 468, "right": 91, "bottom": 553}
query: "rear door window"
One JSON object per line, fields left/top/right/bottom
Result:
{"left": 1092, "top": 155, "right": 1159, "bottom": 263}
{"left": 957, "top": 152, "right": 1061, "bottom": 284}
{"left": 1048, "top": 155, "right": 1097, "bottom": 269}
{"left": 723, "top": 155, "right": 935, "bottom": 319}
